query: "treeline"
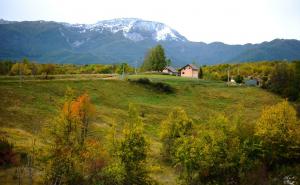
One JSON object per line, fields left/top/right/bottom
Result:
{"left": 203, "top": 61, "right": 300, "bottom": 101}
{"left": 0, "top": 59, "right": 134, "bottom": 76}
{"left": 203, "top": 61, "right": 277, "bottom": 80}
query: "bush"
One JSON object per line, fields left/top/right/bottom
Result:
{"left": 160, "top": 108, "right": 193, "bottom": 162}
{"left": 89, "top": 162, "right": 125, "bottom": 185}
{"left": 283, "top": 87, "right": 299, "bottom": 101}
{"left": 152, "top": 82, "right": 174, "bottom": 93}
{"left": 220, "top": 74, "right": 228, "bottom": 81}
{"left": 296, "top": 105, "right": 300, "bottom": 118}
{"left": 255, "top": 101, "right": 300, "bottom": 164}
{"left": 234, "top": 75, "right": 244, "bottom": 83}
{"left": 135, "top": 78, "right": 151, "bottom": 85}
{"left": 131, "top": 78, "right": 175, "bottom": 94}
{"left": 0, "top": 137, "right": 19, "bottom": 167}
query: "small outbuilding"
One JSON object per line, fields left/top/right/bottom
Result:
{"left": 245, "top": 79, "right": 258, "bottom": 86}
{"left": 162, "top": 66, "right": 178, "bottom": 75}
{"left": 179, "top": 64, "right": 198, "bottom": 78}
{"left": 245, "top": 77, "right": 261, "bottom": 86}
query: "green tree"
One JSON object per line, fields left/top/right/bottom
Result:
{"left": 41, "top": 64, "right": 55, "bottom": 79}
{"left": 118, "top": 104, "right": 153, "bottom": 185}
{"left": 142, "top": 44, "right": 167, "bottom": 72}
{"left": 198, "top": 67, "right": 203, "bottom": 79}
{"left": 166, "top": 58, "right": 172, "bottom": 66}
{"left": 195, "top": 114, "right": 242, "bottom": 184}
{"left": 10, "top": 60, "right": 31, "bottom": 76}
{"left": 234, "top": 75, "right": 244, "bottom": 83}
{"left": 116, "top": 63, "right": 133, "bottom": 75}
{"left": 172, "top": 113, "right": 247, "bottom": 185}
{"left": 0, "top": 60, "right": 14, "bottom": 75}
{"left": 294, "top": 61, "right": 300, "bottom": 91}
{"left": 269, "top": 62, "right": 293, "bottom": 94}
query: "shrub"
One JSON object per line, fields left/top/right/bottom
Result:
{"left": 220, "top": 74, "right": 228, "bottom": 81}
{"left": 283, "top": 87, "right": 299, "bottom": 101}
{"left": 131, "top": 78, "right": 175, "bottom": 94}
{"left": 135, "top": 78, "right": 151, "bottom": 85}
{"left": 152, "top": 82, "right": 174, "bottom": 93}
{"left": 198, "top": 67, "right": 203, "bottom": 79}
{"left": 234, "top": 75, "right": 244, "bottom": 83}
{"left": 0, "top": 137, "right": 19, "bottom": 167}
{"left": 95, "top": 162, "right": 125, "bottom": 185}
{"left": 160, "top": 108, "right": 193, "bottom": 162}
{"left": 117, "top": 104, "right": 155, "bottom": 185}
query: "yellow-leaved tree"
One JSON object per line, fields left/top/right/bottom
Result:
{"left": 255, "top": 101, "right": 300, "bottom": 163}
{"left": 160, "top": 108, "right": 193, "bottom": 162}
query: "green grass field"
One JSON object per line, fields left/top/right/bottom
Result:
{"left": 0, "top": 74, "right": 283, "bottom": 184}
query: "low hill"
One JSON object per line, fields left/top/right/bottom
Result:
{"left": 0, "top": 74, "right": 282, "bottom": 184}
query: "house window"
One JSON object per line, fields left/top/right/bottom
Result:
{"left": 182, "top": 72, "right": 185, "bottom": 74}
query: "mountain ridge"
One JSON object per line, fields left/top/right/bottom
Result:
{"left": 0, "top": 18, "right": 300, "bottom": 65}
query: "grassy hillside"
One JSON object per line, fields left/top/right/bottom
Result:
{"left": 0, "top": 74, "right": 282, "bottom": 184}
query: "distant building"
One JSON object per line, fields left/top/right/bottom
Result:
{"left": 179, "top": 64, "right": 198, "bottom": 78}
{"left": 162, "top": 66, "right": 178, "bottom": 75}
{"left": 245, "top": 79, "right": 258, "bottom": 86}
{"left": 230, "top": 77, "right": 236, "bottom": 83}
{"left": 244, "top": 76, "right": 262, "bottom": 86}
{"left": 245, "top": 77, "right": 262, "bottom": 86}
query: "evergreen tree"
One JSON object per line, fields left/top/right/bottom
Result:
{"left": 198, "top": 67, "right": 203, "bottom": 79}
{"left": 293, "top": 61, "right": 300, "bottom": 91}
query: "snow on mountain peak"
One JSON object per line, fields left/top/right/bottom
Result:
{"left": 70, "top": 18, "right": 187, "bottom": 42}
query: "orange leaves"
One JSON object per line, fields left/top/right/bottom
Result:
{"left": 71, "top": 93, "right": 96, "bottom": 122}
{"left": 62, "top": 92, "right": 95, "bottom": 123}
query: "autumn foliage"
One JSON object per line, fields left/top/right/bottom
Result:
{"left": 44, "top": 91, "right": 98, "bottom": 184}
{"left": 62, "top": 92, "right": 95, "bottom": 145}
{"left": 161, "top": 101, "right": 300, "bottom": 184}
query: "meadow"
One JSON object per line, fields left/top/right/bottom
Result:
{"left": 0, "top": 74, "right": 283, "bottom": 184}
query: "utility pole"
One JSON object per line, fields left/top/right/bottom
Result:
{"left": 227, "top": 67, "right": 230, "bottom": 86}
{"left": 122, "top": 63, "right": 125, "bottom": 80}
{"left": 19, "top": 63, "right": 22, "bottom": 87}
{"left": 134, "top": 60, "right": 137, "bottom": 75}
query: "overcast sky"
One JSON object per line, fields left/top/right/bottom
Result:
{"left": 0, "top": 0, "right": 299, "bottom": 44}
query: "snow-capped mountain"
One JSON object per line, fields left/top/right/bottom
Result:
{"left": 1, "top": 18, "right": 300, "bottom": 65}
{"left": 68, "top": 18, "right": 187, "bottom": 42}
